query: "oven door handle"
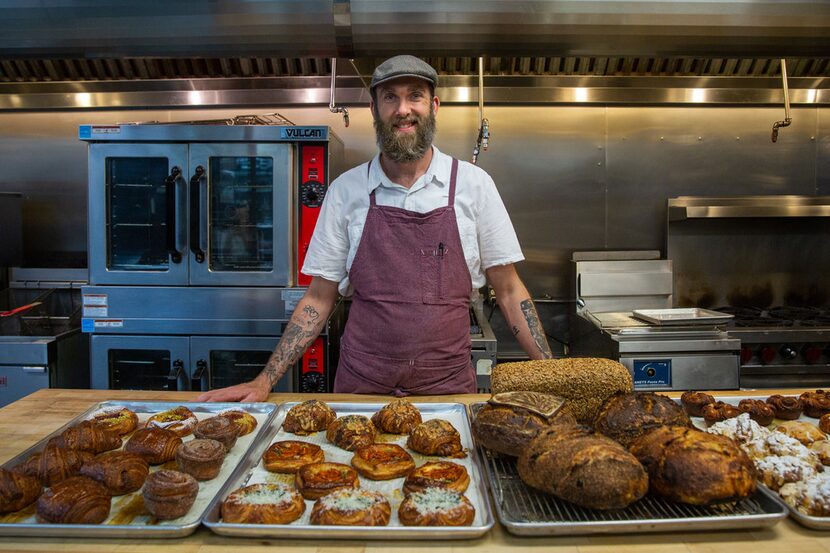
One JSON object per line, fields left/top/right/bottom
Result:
{"left": 191, "top": 359, "right": 210, "bottom": 392}
{"left": 165, "top": 359, "right": 185, "bottom": 391}
{"left": 164, "top": 166, "right": 183, "bottom": 263}
{"left": 189, "top": 166, "right": 206, "bottom": 263}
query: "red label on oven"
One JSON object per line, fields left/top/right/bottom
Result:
{"left": 301, "top": 337, "right": 325, "bottom": 374}
{"left": 298, "top": 144, "right": 327, "bottom": 286}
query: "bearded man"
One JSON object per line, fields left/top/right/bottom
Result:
{"left": 198, "top": 55, "right": 551, "bottom": 401}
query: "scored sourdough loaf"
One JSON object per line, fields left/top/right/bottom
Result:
{"left": 490, "top": 358, "right": 633, "bottom": 423}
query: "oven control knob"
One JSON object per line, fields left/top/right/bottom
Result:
{"left": 301, "top": 372, "right": 326, "bottom": 393}
{"left": 740, "top": 346, "right": 754, "bottom": 365}
{"left": 804, "top": 345, "right": 823, "bottom": 364}
{"left": 300, "top": 181, "right": 326, "bottom": 208}
{"left": 760, "top": 346, "right": 777, "bottom": 364}
{"left": 779, "top": 345, "right": 798, "bottom": 360}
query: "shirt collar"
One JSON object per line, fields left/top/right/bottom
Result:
{"left": 367, "top": 146, "right": 451, "bottom": 194}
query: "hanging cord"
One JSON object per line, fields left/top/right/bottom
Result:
{"left": 329, "top": 58, "right": 350, "bottom": 127}
{"left": 771, "top": 59, "right": 792, "bottom": 143}
{"left": 472, "top": 56, "right": 489, "bottom": 164}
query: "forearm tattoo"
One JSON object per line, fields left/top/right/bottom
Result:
{"left": 262, "top": 305, "right": 325, "bottom": 387}
{"left": 520, "top": 299, "right": 553, "bottom": 358}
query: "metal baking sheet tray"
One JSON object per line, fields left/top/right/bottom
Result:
{"left": 203, "top": 401, "right": 494, "bottom": 539}
{"left": 689, "top": 394, "right": 830, "bottom": 530}
{"left": 470, "top": 402, "right": 787, "bottom": 536}
{"left": 0, "top": 400, "right": 277, "bottom": 538}
{"left": 632, "top": 308, "right": 733, "bottom": 325}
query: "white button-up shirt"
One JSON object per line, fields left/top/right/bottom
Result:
{"left": 302, "top": 146, "right": 524, "bottom": 296}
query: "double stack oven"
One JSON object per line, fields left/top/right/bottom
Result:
{"left": 81, "top": 122, "right": 344, "bottom": 393}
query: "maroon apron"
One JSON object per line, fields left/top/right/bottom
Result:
{"left": 334, "top": 158, "right": 476, "bottom": 396}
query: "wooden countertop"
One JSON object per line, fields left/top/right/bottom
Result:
{"left": 2, "top": 388, "right": 830, "bottom": 552}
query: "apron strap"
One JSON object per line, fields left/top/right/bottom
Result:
{"left": 447, "top": 158, "right": 459, "bottom": 206}
{"left": 367, "top": 159, "right": 377, "bottom": 207}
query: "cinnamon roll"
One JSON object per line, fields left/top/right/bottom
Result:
{"left": 124, "top": 426, "right": 182, "bottom": 465}
{"left": 221, "top": 483, "right": 305, "bottom": 524}
{"left": 398, "top": 488, "right": 475, "bottom": 526}
{"left": 175, "top": 439, "right": 226, "bottom": 481}
{"left": 701, "top": 401, "right": 742, "bottom": 426}
{"left": 407, "top": 419, "right": 466, "bottom": 458}
{"left": 79, "top": 451, "right": 149, "bottom": 495}
{"left": 800, "top": 390, "right": 830, "bottom": 418}
{"left": 371, "top": 398, "right": 423, "bottom": 434}
{"left": 0, "top": 467, "right": 41, "bottom": 513}
{"left": 36, "top": 476, "right": 111, "bottom": 524}
{"left": 146, "top": 406, "right": 198, "bottom": 437}
{"left": 310, "top": 488, "right": 391, "bottom": 526}
{"left": 88, "top": 407, "right": 138, "bottom": 435}
{"left": 49, "top": 420, "right": 122, "bottom": 454}
{"left": 219, "top": 410, "right": 258, "bottom": 437}
{"left": 766, "top": 395, "right": 803, "bottom": 420}
{"left": 680, "top": 391, "right": 715, "bottom": 417}
{"left": 820, "top": 413, "right": 830, "bottom": 434}
{"left": 193, "top": 416, "right": 238, "bottom": 451}
{"left": 326, "top": 415, "right": 377, "bottom": 452}
{"left": 283, "top": 399, "right": 337, "bottom": 435}
{"left": 738, "top": 399, "right": 775, "bottom": 427}
{"left": 37, "top": 444, "right": 93, "bottom": 487}
{"left": 142, "top": 469, "right": 199, "bottom": 520}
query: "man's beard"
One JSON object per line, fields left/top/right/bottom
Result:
{"left": 373, "top": 105, "right": 436, "bottom": 163}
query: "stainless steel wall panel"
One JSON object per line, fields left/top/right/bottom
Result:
{"left": 820, "top": 108, "right": 830, "bottom": 195}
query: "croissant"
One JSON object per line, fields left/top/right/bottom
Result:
{"left": 193, "top": 416, "right": 238, "bottom": 451}
{"left": 49, "top": 420, "right": 122, "bottom": 454}
{"left": 11, "top": 452, "right": 42, "bottom": 483}
{"left": 407, "top": 419, "right": 465, "bottom": 458}
{"left": 142, "top": 469, "right": 199, "bottom": 520}
{"left": 37, "top": 445, "right": 94, "bottom": 487}
{"left": 36, "top": 475, "right": 111, "bottom": 524}
{"left": 0, "top": 467, "right": 42, "bottom": 513}
{"left": 79, "top": 451, "right": 149, "bottom": 495}
{"left": 124, "top": 427, "right": 182, "bottom": 465}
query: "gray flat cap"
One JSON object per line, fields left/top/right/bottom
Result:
{"left": 370, "top": 55, "right": 438, "bottom": 90}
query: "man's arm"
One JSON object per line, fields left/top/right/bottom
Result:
{"left": 485, "top": 264, "right": 553, "bottom": 360}
{"left": 196, "top": 276, "right": 341, "bottom": 402}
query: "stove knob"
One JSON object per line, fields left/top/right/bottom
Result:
{"left": 760, "top": 346, "right": 777, "bottom": 365}
{"left": 804, "top": 345, "right": 823, "bottom": 364}
{"left": 740, "top": 346, "right": 754, "bottom": 365}
{"left": 779, "top": 345, "right": 798, "bottom": 360}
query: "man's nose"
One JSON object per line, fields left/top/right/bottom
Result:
{"left": 395, "top": 99, "right": 412, "bottom": 117}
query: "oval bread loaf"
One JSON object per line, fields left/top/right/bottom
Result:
{"left": 490, "top": 358, "right": 633, "bottom": 423}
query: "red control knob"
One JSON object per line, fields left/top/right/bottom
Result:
{"left": 760, "top": 346, "right": 777, "bottom": 365}
{"left": 740, "top": 346, "right": 754, "bottom": 365}
{"left": 804, "top": 345, "right": 823, "bottom": 364}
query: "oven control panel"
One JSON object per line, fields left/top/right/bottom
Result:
{"left": 297, "top": 144, "right": 327, "bottom": 286}
{"left": 299, "top": 337, "right": 328, "bottom": 392}
{"left": 632, "top": 359, "right": 672, "bottom": 388}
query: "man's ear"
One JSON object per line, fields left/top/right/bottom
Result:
{"left": 432, "top": 95, "right": 440, "bottom": 114}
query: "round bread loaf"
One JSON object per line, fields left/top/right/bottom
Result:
{"left": 594, "top": 392, "right": 691, "bottom": 447}
{"left": 472, "top": 403, "right": 575, "bottom": 457}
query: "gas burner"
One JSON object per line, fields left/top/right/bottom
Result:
{"left": 733, "top": 317, "right": 794, "bottom": 328}
{"left": 767, "top": 306, "right": 823, "bottom": 321}
{"left": 713, "top": 306, "right": 764, "bottom": 320}
{"left": 799, "top": 317, "right": 830, "bottom": 328}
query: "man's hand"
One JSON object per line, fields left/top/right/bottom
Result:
{"left": 195, "top": 379, "right": 269, "bottom": 403}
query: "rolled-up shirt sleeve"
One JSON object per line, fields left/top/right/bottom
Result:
{"left": 477, "top": 173, "right": 524, "bottom": 270}
{"left": 301, "top": 179, "right": 349, "bottom": 283}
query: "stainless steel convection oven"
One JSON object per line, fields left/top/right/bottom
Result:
{"left": 80, "top": 120, "right": 345, "bottom": 393}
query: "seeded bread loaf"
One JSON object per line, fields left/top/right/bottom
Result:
{"left": 490, "top": 358, "right": 633, "bottom": 423}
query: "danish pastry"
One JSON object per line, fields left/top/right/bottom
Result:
{"left": 124, "top": 426, "right": 183, "bottom": 465}
{"left": 310, "top": 488, "right": 391, "bottom": 526}
{"left": 37, "top": 444, "right": 93, "bottom": 487}
{"left": 49, "top": 420, "right": 122, "bottom": 454}
{"left": 326, "top": 415, "right": 376, "bottom": 452}
{"left": 371, "top": 398, "right": 422, "bottom": 434}
{"left": 175, "top": 438, "right": 226, "bottom": 481}
{"left": 811, "top": 440, "right": 830, "bottom": 465}
{"left": 88, "top": 406, "right": 138, "bottom": 435}
{"left": 738, "top": 399, "right": 775, "bottom": 427}
{"left": 294, "top": 462, "right": 359, "bottom": 500}
{"left": 146, "top": 406, "right": 198, "bottom": 437}
{"left": 402, "top": 461, "right": 470, "bottom": 495}
{"left": 702, "top": 401, "right": 742, "bottom": 426}
{"left": 398, "top": 487, "right": 475, "bottom": 526}
{"left": 0, "top": 467, "right": 41, "bottom": 513}
{"left": 350, "top": 443, "right": 415, "bottom": 480}
{"left": 766, "top": 395, "right": 803, "bottom": 420}
{"left": 263, "top": 440, "right": 325, "bottom": 474}
{"left": 407, "top": 419, "right": 465, "bottom": 458}
{"left": 680, "top": 391, "right": 716, "bottom": 417}
{"left": 219, "top": 409, "right": 258, "bottom": 436}
{"left": 193, "top": 416, "right": 238, "bottom": 451}
{"left": 36, "top": 476, "right": 111, "bottom": 524}
{"left": 283, "top": 400, "right": 336, "bottom": 435}
{"left": 221, "top": 483, "right": 306, "bottom": 524}
{"left": 774, "top": 420, "right": 827, "bottom": 446}
{"left": 800, "top": 390, "right": 830, "bottom": 418}
{"left": 79, "top": 451, "right": 149, "bottom": 495}
{"left": 142, "top": 469, "right": 199, "bottom": 520}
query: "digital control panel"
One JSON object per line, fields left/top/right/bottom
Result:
{"left": 299, "top": 337, "right": 328, "bottom": 392}
{"left": 297, "top": 144, "right": 327, "bottom": 286}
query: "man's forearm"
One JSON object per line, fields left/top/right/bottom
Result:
{"left": 504, "top": 297, "right": 553, "bottom": 360}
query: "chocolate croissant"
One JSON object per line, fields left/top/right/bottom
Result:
{"left": 80, "top": 451, "right": 149, "bottom": 495}
{"left": 407, "top": 419, "right": 465, "bottom": 458}
{"left": 371, "top": 398, "right": 423, "bottom": 434}
{"left": 49, "top": 420, "right": 122, "bottom": 454}
{"left": 36, "top": 475, "right": 111, "bottom": 524}
{"left": 193, "top": 416, "right": 238, "bottom": 451}
{"left": 0, "top": 467, "right": 42, "bottom": 513}
{"left": 142, "top": 469, "right": 199, "bottom": 520}
{"left": 124, "top": 427, "right": 182, "bottom": 465}
{"left": 37, "top": 444, "right": 94, "bottom": 487}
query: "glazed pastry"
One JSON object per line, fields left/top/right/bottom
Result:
{"left": 11, "top": 452, "right": 42, "bottom": 482}
{"left": 194, "top": 416, "right": 238, "bottom": 451}
{"left": 88, "top": 406, "right": 138, "bottom": 435}
{"left": 594, "top": 392, "right": 691, "bottom": 447}
{"left": 800, "top": 390, "right": 830, "bottom": 418}
{"left": 738, "top": 399, "right": 775, "bottom": 427}
{"left": 263, "top": 440, "right": 325, "bottom": 474}
{"left": 820, "top": 414, "right": 830, "bottom": 434}
{"left": 219, "top": 409, "right": 258, "bottom": 437}
{"left": 79, "top": 451, "right": 149, "bottom": 495}
{"left": 402, "top": 461, "right": 470, "bottom": 495}
{"left": 49, "top": 420, "right": 122, "bottom": 454}
{"left": 146, "top": 406, "right": 198, "bottom": 437}
{"left": 37, "top": 444, "right": 94, "bottom": 487}
{"left": 371, "top": 398, "right": 423, "bottom": 434}
{"left": 780, "top": 474, "right": 830, "bottom": 516}
{"left": 221, "top": 483, "right": 306, "bottom": 524}
{"left": 326, "top": 415, "right": 377, "bottom": 452}
{"left": 350, "top": 443, "right": 415, "bottom": 480}
{"left": 472, "top": 403, "right": 575, "bottom": 457}
{"left": 407, "top": 419, "right": 465, "bottom": 458}
{"left": 811, "top": 441, "right": 830, "bottom": 465}
{"left": 36, "top": 476, "right": 111, "bottom": 524}
{"left": 398, "top": 488, "right": 475, "bottom": 526}
{"left": 142, "top": 469, "right": 199, "bottom": 520}
{"left": 283, "top": 400, "right": 337, "bottom": 435}
{"left": 124, "top": 426, "right": 183, "bottom": 465}
{"left": 310, "top": 488, "right": 391, "bottom": 526}
{"left": 766, "top": 395, "right": 803, "bottom": 420}
{"left": 175, "top": 439, "right": 226, "bottom": 481}
{"left": 702, "top": 401, "right": 742, "bottom": 426}
{"left": 755, "top": 454, "right": 818, "bottom": 491}
{"left": 294, "top": 462, "right": 359, "bottom": 500}
{"left": 774, "top": 420, "right": 827, "bottom": 446}
{"left": 680, "top": 391, "right": 716, "bottom": 417}
{"left": 0, "top": 467, "right": 42, "bottom": 513}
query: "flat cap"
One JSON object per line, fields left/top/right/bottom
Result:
{"left": 370, "top": 55, "right": 438, "bottom": 90}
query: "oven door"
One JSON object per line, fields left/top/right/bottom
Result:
{"left": 188, "top": 143, "right": 293, "bottom": 286}
{"left": 91, "top": 335, "right": 190, "bottom": 391}
{"left": 189, "top": 336, "right": 293, "bottom": 393}
{"left": 89, "top": 144, "right": 189, "bottom": 285}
